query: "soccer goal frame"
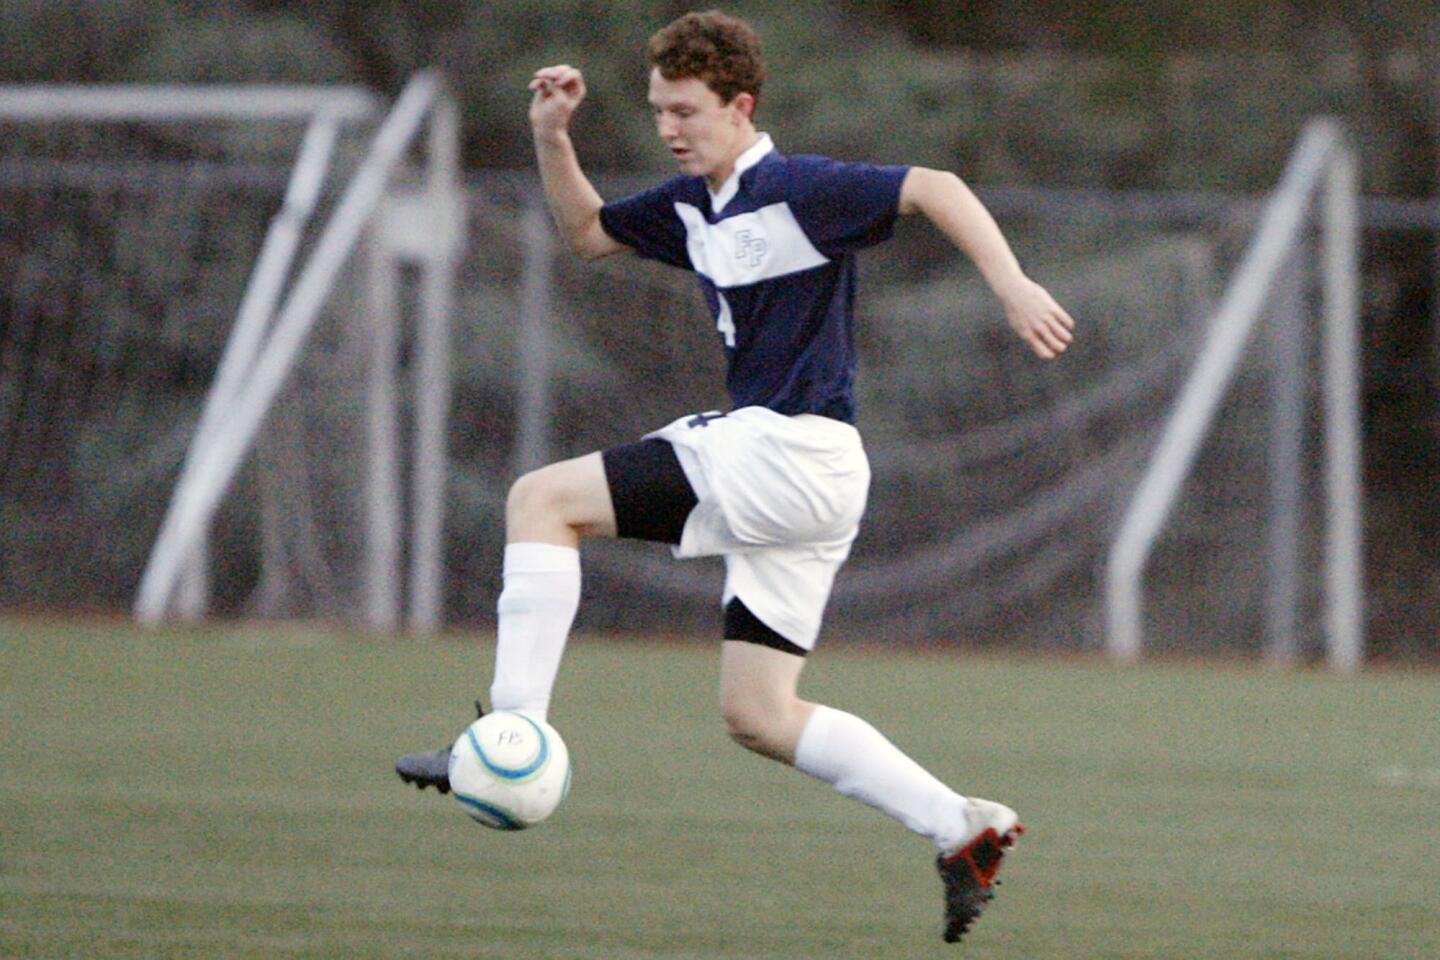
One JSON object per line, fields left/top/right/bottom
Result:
{"left": 4, "top": 73, "right": 468, "bottom": 632}
{"left": 1105, "top": 118, "right": 1363, "bottom": 672}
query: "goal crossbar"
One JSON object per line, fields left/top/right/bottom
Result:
{"left": 1105, "top": 117, "right": 1363, "bottom": 671}
{"left": 0, "top": 85, "right": 381, "bottom": 123}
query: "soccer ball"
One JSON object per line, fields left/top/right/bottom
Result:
{"left": 448, "top": 711, "right": 572, "bottom": 830}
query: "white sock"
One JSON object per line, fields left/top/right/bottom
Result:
{"left": 794, "top": 704, "right": 970, "bottom": 850}
{"left": 487, "top": 542, "right": 581, "bottom": 724}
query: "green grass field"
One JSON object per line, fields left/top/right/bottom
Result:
{"left": 3, "top": 617, "right": 1437, "bottom": 959}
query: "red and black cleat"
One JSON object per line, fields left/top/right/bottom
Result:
{"left": 936, "top": 820, "right": 1025, "bottom": 944}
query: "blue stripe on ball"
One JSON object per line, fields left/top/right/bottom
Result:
{"left": 468, "top": 713, "right": 550, "bottom": 782}
{"left": 455, "top": 792, "right": 525, "bottom": 830}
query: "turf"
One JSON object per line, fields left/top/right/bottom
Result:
{"left": 3, "top": 617, "right": 1437, "bottom": 959}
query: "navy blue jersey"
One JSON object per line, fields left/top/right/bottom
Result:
{"left": 600, "top": 136, "right": 908, "bottom": 423}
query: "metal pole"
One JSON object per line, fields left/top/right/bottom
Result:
{"left": 1431, "top": 32, "right": 1440, "bottom": 424}
{"left": 0, "top": 84, "right": 380, "bottom": 123}
{"left": 364, "top": 229, "right": 401, "bottom": 632}
{"left": 1321, "top": 141, "right": 1365, "bottom": 673}
{"left": 163, "top": 114, "right": 341, "bottom": 621}
{"left": 409, "top": 93, "right": 463, "bottom": 633}
{"left": 1264, "top": 244, "right": 1306, "bottom": 666}
{"left": 514, "top": 198, "right": 555, "bottom": 477}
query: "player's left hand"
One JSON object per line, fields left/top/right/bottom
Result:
{"left": 999, "top": 278, "right": 1074, "bottom": 359}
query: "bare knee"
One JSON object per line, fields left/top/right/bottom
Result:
{"left": 505, "top": 456, "right": 616, "bottom": 544}
{"left": 506, "top": 470, "right": 557, "bottom": 529}
{"left": 718, "top": 640, "right": 812, "bottom": 763}
{"left": 721, "top": 696, "right": 770, "bottom": 756}
{"left": 720, "top": 687, "right": 809, "bottom": 763}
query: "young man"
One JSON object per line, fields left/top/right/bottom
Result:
{"left": 398, "top": 10, "right": 1073, "bottom": 945}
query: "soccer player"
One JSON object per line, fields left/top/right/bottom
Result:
{"left": 398, "top": 10, "right": 1074, "bottom": 944}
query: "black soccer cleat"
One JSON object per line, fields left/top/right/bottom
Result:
{"left": 395, "top": 747, "right": 453, "bottom": 793}
{"left": 394, "top": 700, "right": 486, "bottom": 795}
{"left": 937, "top": 798, "right": 1024, "bottom": 944}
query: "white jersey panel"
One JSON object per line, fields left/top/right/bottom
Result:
{"left": 675, "top": 201, "right": 830, "bottom": 290}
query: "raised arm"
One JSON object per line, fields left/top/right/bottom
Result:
{"left": 529, "top": 65, "right": 630, "bottom": 261}
{"left": 899, "top": 167, "right": 1074, "bottom": 359}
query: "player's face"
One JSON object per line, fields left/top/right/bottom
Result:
{"left": 648, "top": 69, "right": 754, "bottom": 189}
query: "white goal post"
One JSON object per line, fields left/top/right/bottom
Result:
{"left": 133, "top": 71, "right": 463, "bottom": 631}
{"left": 1105, "top": 118, "right": 1363, "bottom": 671}
{"left": 0, "top": 73, "right": 466, "bottom": 631}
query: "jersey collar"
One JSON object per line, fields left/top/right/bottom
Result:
{"left": 708, "top": 132, "right": 774, "bottom": 213}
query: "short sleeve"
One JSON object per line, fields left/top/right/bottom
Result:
{"left": 599, "top": 179, "right": 692, "bottom": 269}
{"left": 785, "top": 157, "right": 909, "bottom": 256}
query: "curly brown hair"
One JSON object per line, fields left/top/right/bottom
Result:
{"left": 647, "top": 10, "right": 764, "bottom": 108}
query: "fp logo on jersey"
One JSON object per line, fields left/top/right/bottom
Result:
{"left": 735, "top": 229, "right": 768, "bottom": 268}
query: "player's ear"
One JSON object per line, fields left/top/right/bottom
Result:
{"left": 730, "top": 92, "right": 756, "bottom": 123}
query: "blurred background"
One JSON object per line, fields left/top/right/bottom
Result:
{"left": 1, "top": 0, "right": 1436, "bottom": 663}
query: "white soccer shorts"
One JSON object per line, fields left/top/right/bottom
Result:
{"left": 646, "top": 406, "right": 870, "bottom": 649}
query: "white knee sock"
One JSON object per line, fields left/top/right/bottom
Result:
{"left": 794, "top": 704, "right": 971, "bottom": 850}
{"left": 487, "top": 542, "right": 581, "bottom": 723}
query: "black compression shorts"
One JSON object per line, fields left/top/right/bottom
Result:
{"left": 601, "top": 438, "right": 697, "bottom": 545}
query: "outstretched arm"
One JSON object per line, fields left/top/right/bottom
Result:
{"left": 899, "top": 167, "right": 1074, "bottom": 359}
{"left": 529, "top": 64, "right": 630, "bottom": 261}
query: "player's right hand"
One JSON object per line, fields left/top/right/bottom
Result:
{"left": 529, "top": 65, "right": 587, "bottom": 135}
